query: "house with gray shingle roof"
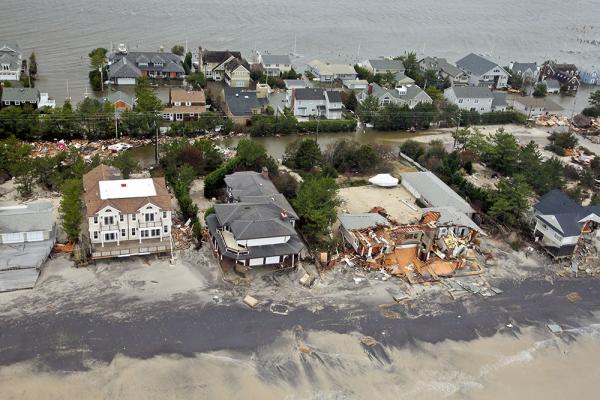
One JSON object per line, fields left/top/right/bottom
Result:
{"left": 508, "top": 62, "right": 539, "bottom": 82}
{"left": 533, "top": 189, "right": 600, "bottom": 258}
{"left": 0, "top": 42, "right": 22, "bottom": 81}
{"left": 291, "top": 88, "right": 343, "bottom": 120}
{"left": 104, "top": 90, "right": 135, "bottom": 111}
{"left": 206, "top": 169, "right": 305, "bottom": 268}
{"left": 258, "top": 53, "right": 292, "bottom": 77}
{"left": 419, "top": 56, "right": 468, "bottom": 86}
{"left": 456, "top": 53, "right": 509, "bottom": 89}
{"left": 359, "top": 83, "right": 432, "bottom": 109}
{"left": 108, "top": 50, "right": 184, "bottom": 85}
{"left": 444, "top": 86, "right": 495, "bottom": 113}
{"left": 364, "top": 58, "right": 405, "bottom": 75}
{"left": 223, "top": 87, "right": 268, "bottom": 124}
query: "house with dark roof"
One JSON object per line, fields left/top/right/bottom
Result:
{"left": 443, "top": 86, "right": 503, "bottom": 113}
{"left": 108, "top": 51, "right": 184, "bottom": 85}
{"left": 0, "top": 42, "right": 23, "bottom": 81}
{"left": 419, "top": 56, "right": 468, "bottom": 86}
{"left": 83, "top": 164, "right": 174, "bottom": 259}
{"left": 258, "top": 53, "right": 292, "bottom": 76}
{"left": 358, "top": 83, "right": 433, "bottom": 109}
{"left": 198, "top": 48, "right": 249, "bottom": 87}
{"left": 533, "top": 189, "right": 600, "bottom": 258}
{"left": 456, "top": 53, "right": 509, "bottom": 89}
{"left": 539, "top": 62, "right": 580, "bottom": 92}
{"left": 223, "top": 87, "right": 267, "bottom": 125}
{"left": 206, "top": 169, "right": 304, "bottom": 268}
{"left": 291, "top": 88, "right": 343, "bottom": 120}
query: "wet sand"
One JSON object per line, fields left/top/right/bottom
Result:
{"left": 1, "top": 326, "right": 600, "bottom": 399}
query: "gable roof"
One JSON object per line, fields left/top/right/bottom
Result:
{"left": 1, "top": 88, "right": 40, "bottom": 103}
{"left": 110, "top": 51, "right": 183, "bottom": 74}
{"left": 201, "top": 49, "right": 242, "bottom": 65}
{"left": 511, "top": 96, "right": 563, "bottom": 111}
{"left": 534, "top": 189, "right": 600, "bottom": 237}
{"left": 370, "top": 83, "right": 431, "bottom": 102}
{"left": 492, "top": 92, "right": 507, "bottom": 108}
{"left": 422, "top": 207, "right": 483, "bottom": 234}
{"left": 105, "top": 91, "right": 134, "bottom": 106}
{"left": 0, "top": 42, "right": 21, "bottom": 70}
{"left": 543, "top": 79, "right": 561, "bottom": 90}
{"left": 307, "top": 60, "right": 356, "bottom": 76}
{"left": 511, "top": 62, "right": 537, "bottom": 74}
{"left": 214, "top": 203, "right": 297, "bottom": 240}
{"left": 224, "top": 88, "right": 267, "bottom": 116}
{"left": 261, "top": 54, "right": 291, "bottom": 65}
{"left": 83, "top": 164, "right": 172, "bottom": 217}
{"left": 368, "top": 58, "right": 405, "bottom": 72}
{"left": 294, "top": 88, "right": 325, "bottom": 101}
{"left": 419, "top": 56, "right": 464, "bottom": 77}
{"left": 448, "top": 85, "right": 494, "bottom": 99}
{"left": 401, "top": 171, "right": 475, "bottom": 215}
{"left": 456, "top": 53, "right": 505, "bottom": 76}
{"left": 170, "top": 89, "right": 205, "bottom": 104}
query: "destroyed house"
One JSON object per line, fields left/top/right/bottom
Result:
{"left": 206, "top": 169, "right": 304, "bottom": 267}
{"left": 533, "top": 189, "right": 600, "bottom": 258}
{"left": 339, "top": 213, "right": 392, "bottom": 257}
{"left": 83, "top": 164, "right": 174, "bottom": 259}
{"left": 421, "top": 207, "right": 483, "bottom": 240}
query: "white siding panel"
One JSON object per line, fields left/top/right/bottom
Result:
{"left": 249, "top": 258, "right": 264, "bottom": 266}
{"left": 2, "top": 232, "right": 24, "bottom": 244}
{"left": 265, "top": 256, "right": 281, "bottom": 265}
{"left": 26, "top": 231, "right": 44, "bottom": 242}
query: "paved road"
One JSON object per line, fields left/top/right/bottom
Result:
{"left": 1, "top": 277, "right": 599, "bottom": 371}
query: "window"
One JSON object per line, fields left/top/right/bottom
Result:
{"left": 458, "top": 99, "right": 463, "bottom": 104}
{"left": 141, "top": 230, "right": 148, "bottom": 238}
{"left": 93, "top": 216, "right": 98, "bottom": 224}
{"left": 15, "top": 101, "right": 20, "bottom": 105}
{"left": 104, "top": 216, "right": 114, "bottom": 225}
{"left": 104, "top": 232, "right": 116, "bottom": 241}
{"left": 121, "top": 229, "right": 126, "bottom": 237}
{"left": 162, "top": 211, "right": 167, "bottom": 218}
{"left": 152, "top": 228, "right": 160, "bottom": 236}
{"left": 132, "top": 214, "right": 136, "bottom": 221}
{"left": 93, "top": 231, "right": 98, "bottom": 239}
{"left": 145, "top": 213, "right": 154, "bottom": 222}
{"left": 163, "top": 225, "right": 168, "bottom": 233}
{"left": 131, "top": 228, "right": 136, "bottom": 236}
{"left": 119, "top": 214, "right": 124, "bottom": 222}
{"left": 474, "top": 99, "right": 479, "bottom": 104}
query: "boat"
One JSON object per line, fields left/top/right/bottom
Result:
{"left": 108, "top": 143, "right": 133, "bottom": 152}
{"left": 368, "top": 174, "right": 399, "bottom": 187}
{"left": 117, "top": 43, "right": 128, "bottom": 54}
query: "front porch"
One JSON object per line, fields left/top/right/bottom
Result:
{"left": 91, "top": 237, "right": 172, "bottom": 259}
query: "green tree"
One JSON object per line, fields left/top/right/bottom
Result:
{"left": 398, "top": 52, "right": 421, "bottom": 80}
{"left": 285, "top": 139, "right": 322, "bottom": 171}
{"left": 487, "top": 129, "right": 521, "bottom": 175}
{"left": 489, "top": 176, "right": 533, "bottom": 225}
{"left": 135, "top": 77, "right": 162, "bottom": 112}
{"left": 183, "top": 51, "right": 193, "bottom": 75}
{"left": 533, "top": 83, "right": 547, "bottom": 98}
{"left": 357, "top": 95, "right": 379, "bottom": 123}
{"left": 354, "top": 64, "right": 373, "bottom": 82}
{"left": 341, "top": 91, "right": 358, "bottom": 111}
{"left": 14, "top": 157, "right": 36, "bottom": 198}
{"left": 60, "top": 178, "right": 83, "bottom": 243}
{"left": 186, "top": 71, "right": 206, "bottom": 89}
{"left": 171, "top": 45, "right": 185, "bottom": 56}
{"left": 28, "top": 52, "right": 38, "bottom": 78}
{"left": 89, "top": 48, "right": 108, "bottom": 69}
{"left": 425, "top": 86, "right": 443, "bottom": 101}
{"left": 292, "top": 176, "right": 340, "bottom": 240}
{"left": 380, "top": 71, "right": 397, "bottom": 88}
{"left": 111, "top": 151, "right": 140, "bottom": 179}
{"left": 589, "top": 89, "right": 600, "bottom": 108}
{"left": 400, "top": 139, "right": 426, "bottom": 160}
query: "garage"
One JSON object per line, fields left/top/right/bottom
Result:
{"left": 265, "top": 256, "right": 281, "bottom": 265}
{"left": 26, "top": 231, "right": 44, "bottom": 242}
{"left": 1, "top": 232, "right": 24, "bottom": 244}
{"left": 249, "top": 258, "right": 264, "bottom": 266}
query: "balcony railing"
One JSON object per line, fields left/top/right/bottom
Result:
{"left": 99, "top": 223, "right": 119, "bottom": 231}
{"left": 138, "top": 219, "right": 163, "bottom": 228}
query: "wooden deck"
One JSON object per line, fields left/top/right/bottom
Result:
{"left": 91, "top": 238, "right": 172, "bottom": 259}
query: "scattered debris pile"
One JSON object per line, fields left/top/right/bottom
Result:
{"left": 570, "top": 116, "right": 600, "bottom": 138}
{"left": 333, "top": 208, "right": 484, "bottom": 285}
{"left": 570, "top": 231, "right": 600, "bottom": 276}
{"left": 172, "top": 222, "right": 193, "bottom": 250}
{"left": 535, "top": 115, "right": 569, "bottom": 127}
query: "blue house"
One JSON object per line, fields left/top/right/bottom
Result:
{"left": 580, "top": 67, "right": 598, "bottom": 85}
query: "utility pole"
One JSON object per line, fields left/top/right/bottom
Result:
{"left": 155, "top": 119, "right": 159, "bottom": 163}
{"left": 453, "top": 109, "right": 461, "bottom": 149}
{"left": 114, "top": 111, "right": 118, "bottom": 139}
{"left": 100, "top": 64, "right": 104, "bottom": 92}
{"left": 316, "top": 117, "right": 320, "bottom": 144}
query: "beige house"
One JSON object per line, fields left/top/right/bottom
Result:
{"left": 162, "top": 88, "right": 206, "bottom": 121}
{"left": 83, "top": 165, "right": 174, "bottom": 259}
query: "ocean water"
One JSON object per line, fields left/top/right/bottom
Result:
{"left": 1, "top": 0, "right": 600, "bottom": 103}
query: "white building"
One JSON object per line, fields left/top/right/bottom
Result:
{"left": 291, "top": 88, "right": 343, "bottom": 120}
{"left": 258, "top": 53, "right": 292, "bottom": 76}
{"left": 83, "top": 165, "right": 173, "bottom": 259}
{"left": 359, "top": 83, "right": 433, "bottom": 109}
{"left": 444, "top": 86, "right": 497, "bottom": 113}
{"left": 508, "top": 96, "right": 563, "bottom": 118}
{"left": 0, "top": 42, "right": 22, "bottom": 81}
{"left": 456, "top": 53, "right": 509, "bottom": 89}
{"left": 306, "top": 60, "right": 357, "bottom": 82}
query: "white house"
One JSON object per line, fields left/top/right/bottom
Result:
{"left": 198, "top": 48, "right": 250, "bottom": 87}
{"left": 508, "top": 96, "right": 563, "bottom": 117}
{"left": 306, "top": 60, "right": 357, "bottom": 82}
{"left": 508, "top": 62, "right": 539, "bottom": 82}
{"left": 533, "top": 190, "right": 600, "bottom": 258}
{"left": 444, "top": 86, "right": 496, "bottom": 113}
{"left": 0, "top": 42, "right": 22, "bottom": 81}
{"left": 359, "top": 83, "right": 433, "bottom": 109}
{"left": 224, "top": 58, "right": 251, "bottom": 88}
{"left": 258, "top": 53, "right": 292, "bottom": 76}
{"left": 291, "top": 88, "right": 343, "bottom": 120}
{"left": 1, "top": 88, "right": 55, "bottom": 109}
{"left": 456, "top": 53, "right": 509, "bottom": 89}
{"left": 419, "top": 56, "right": 468, "bottom": 86}
{"left": 83, "top": 165, "right": 173, "bottom": 259}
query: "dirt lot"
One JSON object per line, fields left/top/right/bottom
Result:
{"left": 337, "top": 184, "right": 421, "bottom": 224}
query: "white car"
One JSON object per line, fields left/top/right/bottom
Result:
{"left": 108, "top": 143, "right": 132, "bottom": 152}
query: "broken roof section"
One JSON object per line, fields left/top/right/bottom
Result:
{"left": 422, "top": 207, "right": 485, "bottom": 235}
{"left": 339, "top": 213, "right": 391, "bottom": 231}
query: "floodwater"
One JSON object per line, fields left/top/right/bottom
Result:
{"left": 1, "top": 0, "right": 600, "bottom": 104}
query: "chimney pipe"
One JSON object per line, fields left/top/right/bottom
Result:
{"left": 368, "top": 84, "right": 373, "bottom": 95}
{"left": 261, "top": 166, "right": 269, "bottom": 179}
